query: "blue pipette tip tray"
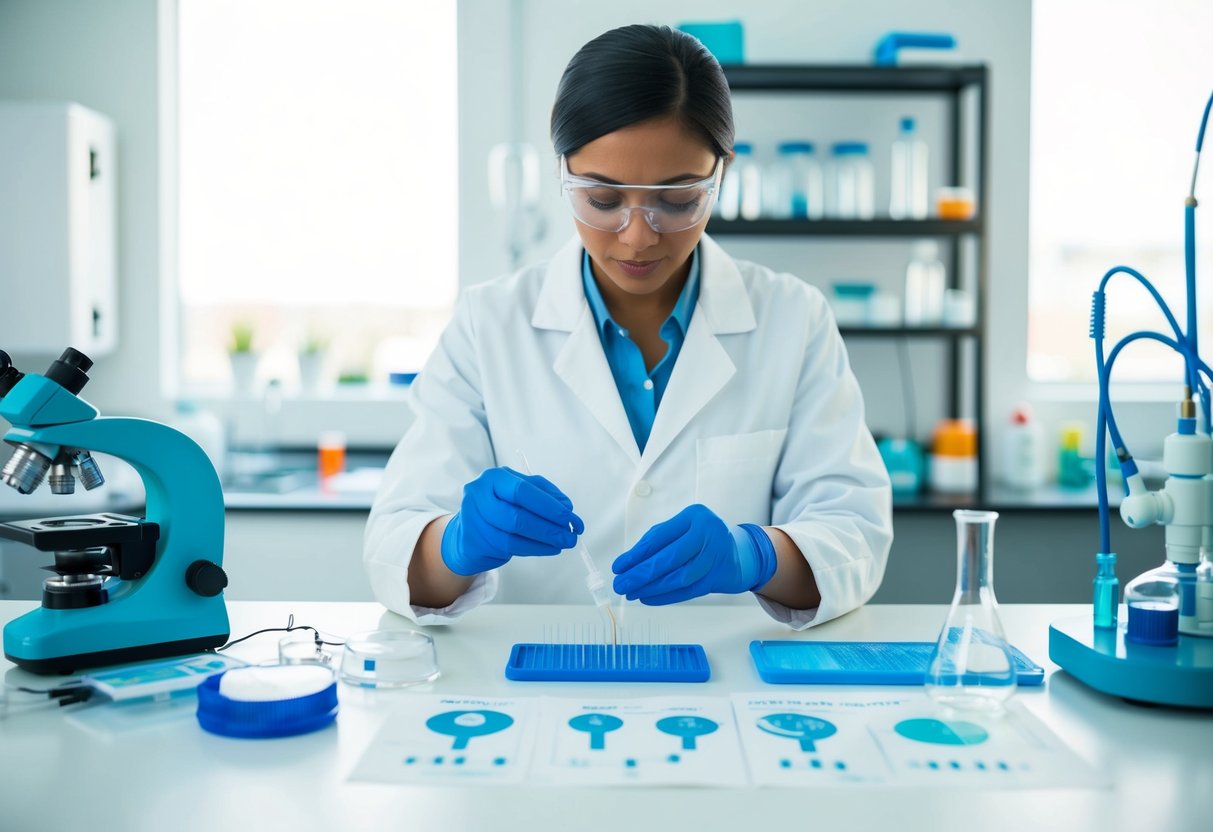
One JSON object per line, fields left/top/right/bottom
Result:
{"left": 505, "top": 642, "right": 710, "bottom": 682}
{"left": 749, "top": 639, "right": 1044, "bottom": 686}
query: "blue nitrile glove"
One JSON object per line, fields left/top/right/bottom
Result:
{"left": 440, "top": 467, "right": 585, "bottom": 576}
{"left": 610, "top": 504, "right": 778, "bottom": 605}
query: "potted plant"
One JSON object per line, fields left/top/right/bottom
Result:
{"left": 228, "top": 320, "right": 259, "bottom": 395}
{"left": 298, "top": 329, "right": 331, "bottom": 394}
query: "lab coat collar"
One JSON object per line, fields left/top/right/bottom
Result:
{"left": 531, "top": 234, "right": 755, "bottom": 334}
{"left": 537, "top": 234, "right": 754, "bottom": 472}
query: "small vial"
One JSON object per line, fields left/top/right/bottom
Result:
{"left": 317, "top": 430, "right": 346, "bottom": 481}
{"left": 1093, "top": 552, "right": 1119, "bottom": 630}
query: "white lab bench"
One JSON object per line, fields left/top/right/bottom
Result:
{"left": 1, "top": 602, "right": 1209, "bottom": 832}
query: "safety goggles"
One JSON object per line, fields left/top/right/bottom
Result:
{"left": 560, "top": 156, "right": 723, "bottom": 233}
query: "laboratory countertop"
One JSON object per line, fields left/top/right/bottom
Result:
{"left": 2, "top": 601, "right": 1210, "bottom": 832}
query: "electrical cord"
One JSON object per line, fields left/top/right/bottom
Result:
{"left": 216, "top": 614, "right": 344, "bottom": 651}
{"left": 3, "top": 681, "right": 93, "bottom": 708}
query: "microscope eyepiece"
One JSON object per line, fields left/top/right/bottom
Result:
{"left": 45, "top": 348, "right": 93, "bottom": 395}
{"left": 0, "top": 349, "right": 24, "bottom": 399}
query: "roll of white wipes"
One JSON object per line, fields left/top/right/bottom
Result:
{"left": 218, "top": 665, "right": 334, "bottom": 702}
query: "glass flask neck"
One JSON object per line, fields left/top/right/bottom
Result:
{"left": 954, "top": 510, "right": 998, "bottom": 601}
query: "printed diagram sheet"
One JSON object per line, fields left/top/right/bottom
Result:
{"left": 531, "top": 696, "right": 745, "bottom": 786}
{"left": 349, "top": 692, "right": 1105, "bottom": 789}
{"left": 732, "top": 692, "right": 1107, "bottom": 789}
{"left": 349, "top": 696, "right": 538, "bottom": 786}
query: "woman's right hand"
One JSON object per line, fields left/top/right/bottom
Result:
{"left": 439, "top": 467, "right": 584, "bottom": 576}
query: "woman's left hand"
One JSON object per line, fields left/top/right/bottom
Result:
{"left": 611, "top": 504, "right": 776, "bottom": 605}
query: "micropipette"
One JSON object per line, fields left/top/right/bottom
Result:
{"left": 516, "top": 451, "right": 617, "bottom": 643}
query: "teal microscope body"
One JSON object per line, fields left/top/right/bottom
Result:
{"left": 1, "top": 351, "right": 229, "bottom": 674}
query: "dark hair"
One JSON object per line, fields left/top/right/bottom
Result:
{"left": 550, "top": 24, "right": 735, "bottom": 159}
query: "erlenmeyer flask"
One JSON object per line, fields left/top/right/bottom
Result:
{"left": 925, "top": 509, "right": 1017, "bottom": 711}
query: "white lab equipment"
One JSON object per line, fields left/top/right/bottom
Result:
{"left": 827, "top": 142, "right": 875, "bottom": 219}
{"left": 0, "top": 102, "right": 117, "bottom": 356}
{"left": 889, "top": 117, "right": 929, "bottom": 219}
{"left": 1118, "top": 425, "right": 1212, "bottom": 638}
{"left": 1048, "top": 90, "right": 1213, "bottom": 709}
{"left": 734, "top": 143, "right": 763, "bottom": 220}
{"left": 904, "top": 240, "right": 946, "bottom": 325}
{"left": 999, "top": 403, "right": 1044, "bottom": 491}
{"left": 761, "top": 147, "right": 795, "bottom": 220}
{"left": 715, "top": 143, "right": 760, "bottom": 220}
{"left": 830, "top": 282, "right": 875, "bottom": 326}
{"left": 942, "top": 288, "right": 976, "bottom": 327}
{"left": 715, "top": 144, "right": 741, "bottom": 220}
{"left": 781, "top": 142, "right": 824, "bottom": 220}
{"left": 364, "top": 234, "right": 893, "bottom": 631}
{"left": 488, "top": 142, "right": 547, "bottom": 270}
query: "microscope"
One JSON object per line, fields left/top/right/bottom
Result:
{"left": 1, "top": 347, "right": 229, "bottom": 674}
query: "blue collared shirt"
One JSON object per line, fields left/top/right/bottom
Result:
{"left": 581, "top": 248, "right": 700, "bottom": 453}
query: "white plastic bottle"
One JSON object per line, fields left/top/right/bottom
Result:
{"left": 829, "top": 142, "right": 875, "bottom": 219}
{"left": 904, "top": 240, "right": 946, "bottom": 325}
{"left": 890, "top": 117, "right": 929, "bottom": 219}
{"left": 762, "top": 145, "right": 794, "bottom": 219}
{"left": 1000, "top": 404, "right": 1044, "bottom": 490}
{"left": 766, "top": 142, "right": 824, "bottom": 220}
{"left": 715, "top": 159, "right": 740, "bottom": 220}
{"left": 716, "top": 142, "right": 755, "bottom": 221}
{"left": 735, "top": 143, "right": 763, "bottom": 221}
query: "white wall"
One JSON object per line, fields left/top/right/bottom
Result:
{"left": 0, "top": 0, "right": 1179, "bottom": 475}
{"left": 0, "top": 0, "right": 171, "bottom": 420}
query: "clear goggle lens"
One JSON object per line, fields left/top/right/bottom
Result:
{"left": 561, "top": 157, "right": 722, "bottom": 233}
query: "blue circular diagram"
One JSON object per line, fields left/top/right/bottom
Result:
{"left": 756, "top": 713, "right": 838, "bottom": 752}
{"left": 655, "top": 716, "right": 719, "bottom": 750}
{"left": 568, "top": 713, "right": 624, "bottom": 750}
{"left": 894, "top": 718, "right": 989, "bottom": 746}
{"left": 425, "top": 710, "right": 515, "bottom": 749}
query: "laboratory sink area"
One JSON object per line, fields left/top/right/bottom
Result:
{"left": 220, "top": 449, "right": 388, "bottom": 511}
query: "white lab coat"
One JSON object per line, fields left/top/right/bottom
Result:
{"left": 364, "top": 234, "right": 892, "bottom": 629}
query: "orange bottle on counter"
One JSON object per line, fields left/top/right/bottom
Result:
{"left": 318, "top": 430, "right": 346, "bottom": 481}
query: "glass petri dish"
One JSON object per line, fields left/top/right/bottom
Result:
{"left": 278, "top": 630, "right": 339, "bottom": 667}
{"left": 339, "top": 629, "right": 440, "bottom": 688}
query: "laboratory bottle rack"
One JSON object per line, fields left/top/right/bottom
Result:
{"left": 707, "top": 63, "right": 990, "bottom": 507}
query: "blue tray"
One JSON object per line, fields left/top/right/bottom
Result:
{"left": 749, "top": 639, "right": 1044, "bottom": 686}
{"left": 506, "top": 642, "right": 710, "bottom": 682}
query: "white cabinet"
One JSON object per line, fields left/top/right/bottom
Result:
{"left": 0, "top": 102, "right": 117, "bottom": 356}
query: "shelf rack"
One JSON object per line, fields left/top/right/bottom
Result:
{"left": 709, "top": 63, "right": 990, "bottom": 502}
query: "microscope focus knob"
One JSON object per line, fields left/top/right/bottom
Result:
{"left": 186, "top": 560, "right": 228, "bottom": 597}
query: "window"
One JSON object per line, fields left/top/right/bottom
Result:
{"left": 177, "top": 0, "right": 458, "bottom": 393}
{"left": 1028, "top": 0, "right": 1213, "bottom": 384}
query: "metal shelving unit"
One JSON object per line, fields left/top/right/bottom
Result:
{"left": 709, "top": 64, "right": 990, "bottom": 506}
{"left": 707, "top": 218, "right": 979, "bottom": 236}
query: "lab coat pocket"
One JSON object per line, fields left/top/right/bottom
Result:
{"left": 695, "top": 428, "right": 788, "bottom": 525}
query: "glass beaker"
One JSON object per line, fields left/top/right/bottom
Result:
{"left": 925, "top": 509, "right": 1017, "bottom": 711}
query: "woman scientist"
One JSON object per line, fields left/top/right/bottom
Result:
{"left": 365, "top": 24, "right": 892, "bottom": 629}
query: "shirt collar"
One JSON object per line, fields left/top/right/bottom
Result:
{"left": 580, "top": 248, "right": 700, "bottom": 337}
